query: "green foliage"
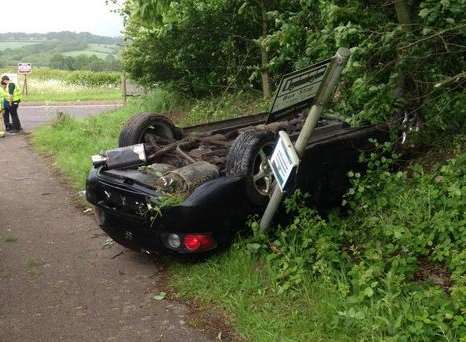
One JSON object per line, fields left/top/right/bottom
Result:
{"left": 63, "top": 70, "right": 120, "bottom": 87}
{"left": 12, "top": 67, "right": 121, "bottom": 87}
{"left": 245, "top": 139, "right": 466, "bottom": 340}
{"left": 180, "top": 91, "right": 269, "bottom": 126}
{"left": 123, "top": 0, "right": 262, "bottom": 96}
{"left": 32, "top": 107, "right": 137, "bottom": 188}
{"left": 122, "top": 0, "right": 466, "bottom": 133}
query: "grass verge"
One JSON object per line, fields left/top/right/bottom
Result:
{"left": 24, "top": 88, "right": 121, "bottom": 103}
{"left": 31, "top": 90, "right": 265, "bottom": 189}
{"left": 171, "top": 139, "right": 466, "bottom": 341}
{"left": 32, "top": 102, "right": 144, "bottom": 188}
{"left": 31, "top": 88, "right": 465, "bottom": 341}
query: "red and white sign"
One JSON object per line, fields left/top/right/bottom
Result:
{"left": 18, "top": 63, "right": 32, "bottom": 75}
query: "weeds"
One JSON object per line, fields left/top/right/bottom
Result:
{"left": 1, "top": 235, "right": 18, "bottom": 243}
{"left": 172, "top": 138, "right": 466, "bottom": 341}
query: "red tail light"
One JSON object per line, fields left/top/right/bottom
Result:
{"left": 183, "top": 234, "right": 216, "bottom": 252}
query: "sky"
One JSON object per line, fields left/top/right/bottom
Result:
{"left": 0, "top": 0, "right": 123, "bottom": 37}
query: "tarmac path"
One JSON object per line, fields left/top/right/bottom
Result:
{"left": 20, "top": 102, "right": 123, "bottom": 130}
{"left": 0, "top": 103, "right": 211, "bottom": 342}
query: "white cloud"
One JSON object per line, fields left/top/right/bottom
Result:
{"left": 0, "top": 0, "right": 123, "bottom": 37}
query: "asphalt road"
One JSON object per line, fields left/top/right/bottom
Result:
{"left": 0, "top": 103, "right": 212, "bottom": 342}
{"left": 19, "top": 103, "right": 123, "bottom": 131}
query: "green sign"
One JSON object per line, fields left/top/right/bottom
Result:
{"left": 269, "top": 59, "right": 331, "bottom": 115}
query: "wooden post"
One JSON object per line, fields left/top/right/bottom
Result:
{"left": 122, "top": 71, "right": 127, "bottom": 104}
{"left": 23, "top": 74, "right": 29, "bottom": 96}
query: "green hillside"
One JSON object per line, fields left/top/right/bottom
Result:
{"left": 0, "top": 32, "right": 121, "bottom": 71}
{"left": 63, "top": 43, "right": 120, "bottom": 59}
{"left": 0, "top": 41, "right": 43, "bottom": 51}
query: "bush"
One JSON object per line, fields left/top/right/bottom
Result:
{"left": 64, "top": 70, "right": 120, "bottom": 87}
{"left": 248, "top": 139, "right": 466, "bottom": 340}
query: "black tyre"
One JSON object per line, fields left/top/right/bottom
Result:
{"left": 226, "top": 130, "right": 277, "bottom": 206}
{"left": 118, "top": 113, "right": 183, "bottom": 147}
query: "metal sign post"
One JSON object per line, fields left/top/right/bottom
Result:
{"left": 260, "top": 47, "right": 351, "bottom": 232}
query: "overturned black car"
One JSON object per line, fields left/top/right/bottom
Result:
{"left": 86, "top": 55, "right": 388, "bottom": 255}
{"left": 86, "top": 110, "right": 387, "bottom": 255}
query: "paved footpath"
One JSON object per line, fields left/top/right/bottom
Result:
{"left": 0, "top": 104, "right": 211, "bottom": 342}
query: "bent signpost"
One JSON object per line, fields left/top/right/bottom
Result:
{"left": 260, "top": 47, "right": 351, "bottom": 232}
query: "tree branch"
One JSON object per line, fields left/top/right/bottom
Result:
{"left": 399, "top": 24, "right": 466, "bottom": 50}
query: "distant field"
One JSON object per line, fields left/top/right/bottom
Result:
{"left": 88, "top": 44, "right": 118, "bottom": 54}
{"left": 63, "top": 43, "right": 119, "bottom": 60}
{"left": 63, "top": 50, "right": 110, "bottom": 59}
{"left": 0, "top": 41, "right": 42, "bottom": 51}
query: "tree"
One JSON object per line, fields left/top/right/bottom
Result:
{"left": 120, "top": 0, "right": 466, "bottom": 131}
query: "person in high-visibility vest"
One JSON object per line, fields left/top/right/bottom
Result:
{"left": 0, "top": 82, "right": 5, "bottom": 137}
{"left": 1, "top": 75, "right": 22, "bottom": 132}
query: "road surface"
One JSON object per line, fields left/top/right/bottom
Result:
{"left": 0, "top": 103, "right": 212, "bottom": 342}
{"left": 20, "top": 102, "right": 123, "bottom": 131}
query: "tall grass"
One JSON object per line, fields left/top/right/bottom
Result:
{"left": 1, "top": 67, "right": 121, "bottom": 102}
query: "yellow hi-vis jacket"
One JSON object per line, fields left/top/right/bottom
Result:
{"left": 4, "top": 82, "right": 22, "bottom": 103}
{"left": 0, "top": 87, "right": 6, "bottom": 111}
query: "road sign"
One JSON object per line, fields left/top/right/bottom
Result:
{"left": 269, "top": 131, "right": 300, "bottom": 192}
{"left": 261, "top": 48, "right": 351, "bottom": 232}
{"left": 18, "top": 63, "right": 32, "bottom": 75}
{"left": 269, "top": 59, "right": 331, "bottom": 116}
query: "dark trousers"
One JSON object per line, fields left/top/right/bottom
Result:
{"left": 3, "top": 101, "right": 21, "bottom": 131}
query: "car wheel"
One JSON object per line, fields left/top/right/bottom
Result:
{"left": 118, "top": 112, "right": 183, "bottom": 147}
{"left": 226, "top": 130, "right": 276, "bottom": 206}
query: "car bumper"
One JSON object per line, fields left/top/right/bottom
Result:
{"left": 86, "top": 168, "right": 251, "bottom": 254}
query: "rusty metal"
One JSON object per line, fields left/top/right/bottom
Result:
{"left": 141, "top": 106, "right": 324, "bottom": 179}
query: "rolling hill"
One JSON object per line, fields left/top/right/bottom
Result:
{"left": 0, "top": 32, "right": 122, "bottom": 71}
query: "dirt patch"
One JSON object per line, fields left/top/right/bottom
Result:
{"left": 415, "top": 257, "right": 452, "bottom": 291}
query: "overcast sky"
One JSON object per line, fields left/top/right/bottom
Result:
{"left": 0, "top": 0, "right": 123, "bottom": 37}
